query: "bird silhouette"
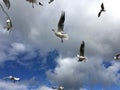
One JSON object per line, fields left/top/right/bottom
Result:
{"left": 52, "top": 11, "right": 69, "bottom": 43}
{"left": 98, "top": 3, "right": 105, "bottom": 17}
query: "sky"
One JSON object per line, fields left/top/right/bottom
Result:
{"left": 0, "top": 0, "right": 120, "bottom": 90}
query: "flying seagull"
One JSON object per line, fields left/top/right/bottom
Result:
{"left": 52, "top": 86, "right": 64, "bottom": 90}
{"left": 48, "top": 0, "right": 54, "bottom": 4}
{"left": 26, "top": 0, "right": 43, "bottom": 8}
{"left": 98, "top": 2, "right": 105, "bottom": 17}
{"left": 3, "top": 76, "right": 20, "bottom": 83}
{"left": 114, "top": 54, "right": 120, "bottom": 60}
{"left": 52, "top": 11, "right": 69, "bottom": 43}
{"left": 3, "top": 0, "right": 10, "bottom": 9}
{"left": 0, "top": 4, "right": 12, "bottom": 31}
{"left": 77, "top": 41, "right": 87, "bottom": 62}
{"left": 4, "top": 17, "right": 12, "bottom": 32}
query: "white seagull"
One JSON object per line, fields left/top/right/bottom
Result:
{"left": 48, "top": 0, "right": 54, "bottom": 4}
{"left": 98, "top": 2, "right": 105, "bottom": 17}
{"left": 4, "top": 76, "right": 20, "bottom": 83}
{"left": 3, "top": 0, "right": 10, "bottom": 9}
{"left": 52, "top": 11, "right": 69, "bottom": 43}
{"left": 114, "top": 54, "right": 120, "bottom": 60}
{"left": 52, "top": 86, "right": 64, "bottom": 90}
{"left": 77, "top": 41, "right": 87, "bottom": 62}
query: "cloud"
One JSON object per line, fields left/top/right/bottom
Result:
{"left": 0, "top": 81, "right": 27, "bottom": 90}
{"left": 47, "top": 56, "right": 120, "bottom": 90}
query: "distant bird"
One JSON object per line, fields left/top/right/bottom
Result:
{"left": 114, "top": 54, "right": 120, "bottom": 60}
{"left": 52, "top": 11, "right": 69, "bottom": 43}
{"left": 98, "top": 2, "right": 105, "bottom": 17}
{"left": 52, "top": 86, "right": 64, "bottom": 90}
{"left": 77, "top": 41, "right": 87, "bottom": 62}
{"left": 4, "top": 76, "right": 20, "bottom": 83}
{"left": 26, "top": 0, "right": 43, "bottom": 8}
{"left": 4, "top": 18, "right": 12, "bottom": 32}
{"left": 3, "top": 0, "right": 10, "bottom": 9}
{"left": 48, "top": 0, "right": 54, "bottom": 4}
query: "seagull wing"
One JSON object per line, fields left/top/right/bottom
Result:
{"left": 3, "top": 0, "right": 10, "bottom": 9}
{"left": 48, "top": 0, "right": 54, "bottom": 4}
{"left": 80, "top": 41, "right": 85, "bottom": 56}
{"left": 98, "top": 10, "right": 102, "bottom": 17}
{"left": 58, "top": 11, "right": 65, "bottom": 32}
{"left": 101, "top": 3, "right": 104, "bottom": 10}
{"left": 26, "top": 0, "right": 37, "bottom": 3}
{"left": 14, "top": 77, "right": 20, "bottom": 81}
{"left": 39, "top": 2, "right": 43, "bottom": 6}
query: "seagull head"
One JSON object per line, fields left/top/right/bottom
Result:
{"left": 114, "top": 56, "right": 117, "bottom": 60}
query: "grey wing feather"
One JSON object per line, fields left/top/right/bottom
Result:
{"left": 3, "top": 0, "right": 10, "bottom": 9}
{"left": 58, "top": 11, "right": 65, "bottom": 32}
{"left": 80, "top": 41, "right": 85, "bottom": 56}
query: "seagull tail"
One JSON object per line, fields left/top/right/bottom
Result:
{"left": 64, "top": 34, "right": 69, "bottom": 40}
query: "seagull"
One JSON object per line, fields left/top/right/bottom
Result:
{"left": 4, "top": 18, "right": 12, "bottom": 32}
{"left": 114, "top": 54, "right": 120, "bottom": 60}
{"left": 77, "top": 41, "right": 87, "bottom": 62}
{"left": 0, "top": 4, "right": 12, "bottom": 31}
{"left": 3, "top": 76, "right": 20, "bottom": 83}
{"left": 98, "top": 2, "right": 105, "bottom": 17}
{"left": 26, "top": 0, "right": 43, "bottom": 8}
{"left": 48, "top": 0, "right": 54, "bottom": 4}
{"left": 52, "top": 86, "right": 64, "bottom": 90}
{"left": 52, "top": 11, "right": 69, "bottom": 43}
{"left": 3, "top": 0, "right": 10, "bottom": 9}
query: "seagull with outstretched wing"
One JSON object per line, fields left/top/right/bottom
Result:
{"left": 77, "top": 41, "right": 87, "bottom": 62}
{"left": 98, "top": 3, "right": 105, "bottom": 17}
{"left": 52, "top": 86, "right": 64, "bottom": 90}
{"left": 3, "top": 0, "right": 10, "bottom": 9}
{"left": 52, "top": 11, "right": 69, "bottom": 43}
{"left": 3, "top": 76, "right": 20, "bottom": 83}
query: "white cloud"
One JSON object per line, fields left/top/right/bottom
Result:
{"left": 47, "top": 56, "right": 120, "bottom": 90}
{"left": 11, "top": 42, "right": 26, "bottom": 52}
{"left": 0, "top": 81, "right": 27, "bottom": 90}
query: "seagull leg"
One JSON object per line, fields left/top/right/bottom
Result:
{"left": 32, "top": 3, "right": 34, "bottom": 8}
{"left": 61, "top": 38, "right": 63, "bottom": 43}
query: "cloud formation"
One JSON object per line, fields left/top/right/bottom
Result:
{"left": 47, "top": 56, "right": 120, "bottom": 90}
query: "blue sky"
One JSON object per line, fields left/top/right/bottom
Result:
{"left": 0, "top": 0, "right": 120, "bottom": 90}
